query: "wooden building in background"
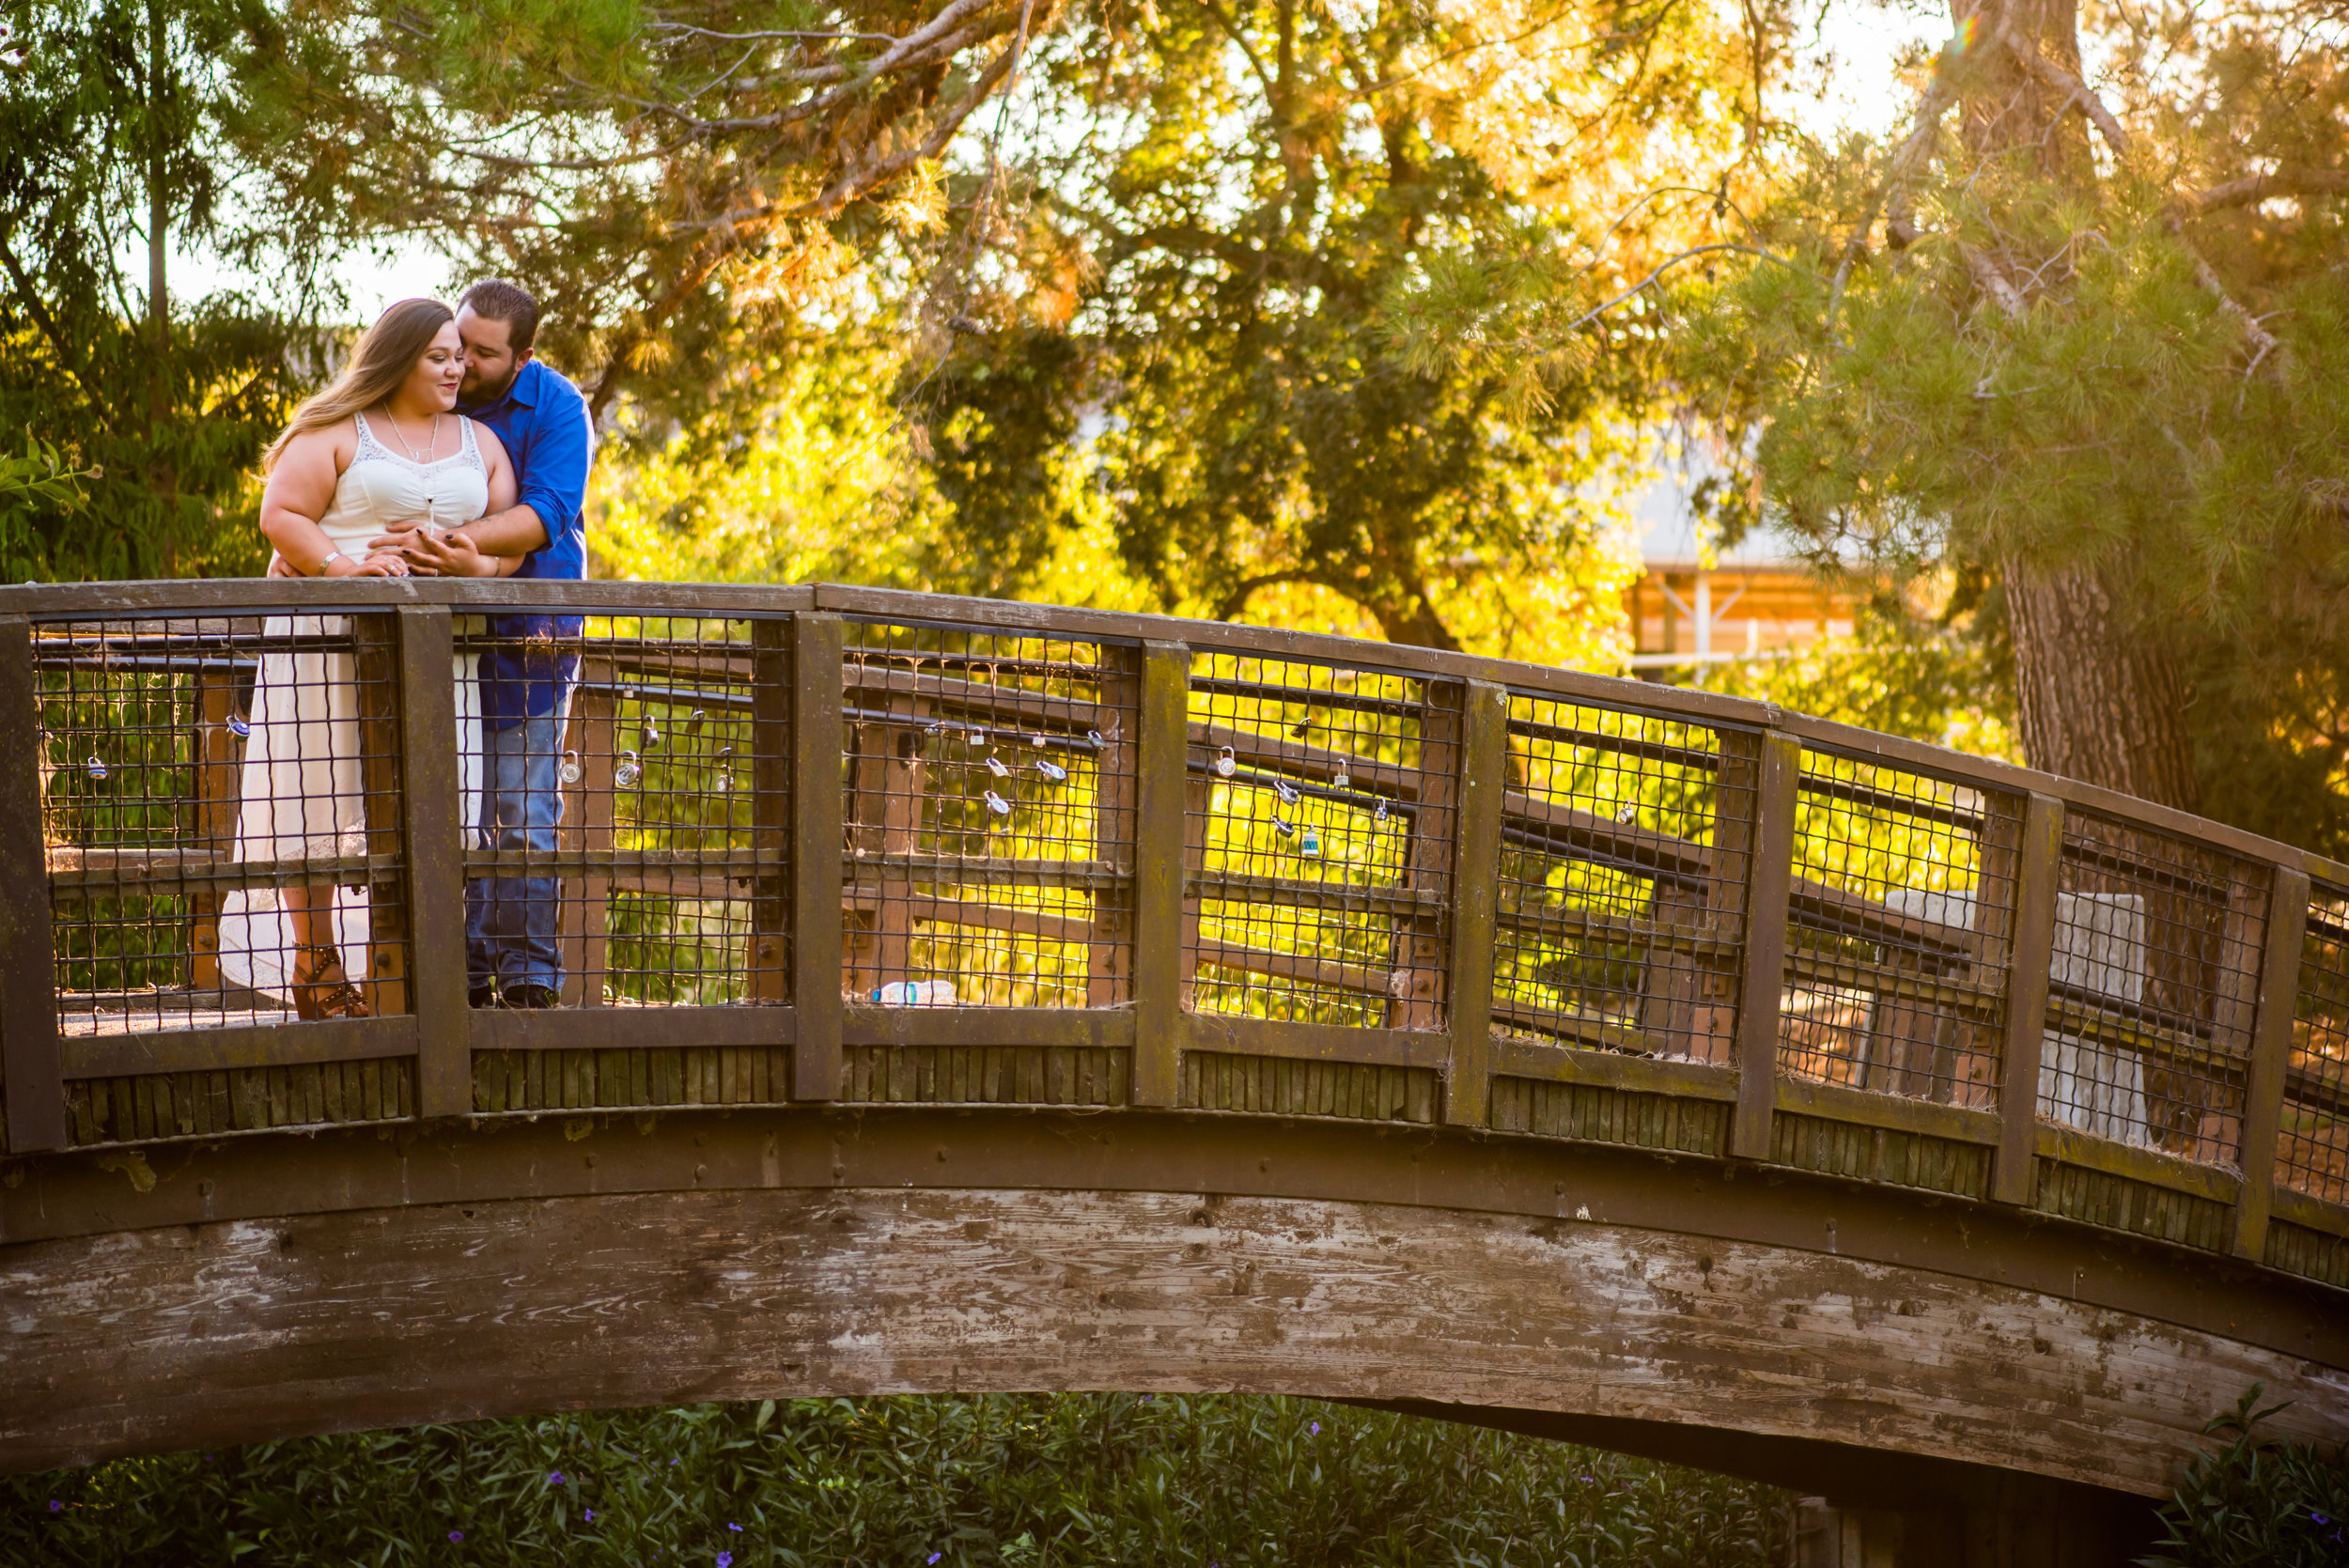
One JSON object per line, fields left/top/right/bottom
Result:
{"left": 1623, "top": 509, "right": 1863, "bottom": 672}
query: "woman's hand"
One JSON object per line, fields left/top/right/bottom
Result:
{"left": 348, "top": 550, "right": 412, "bottom": 578}
{"left": 397, "top": 524, "right": 500, "bottom": 578}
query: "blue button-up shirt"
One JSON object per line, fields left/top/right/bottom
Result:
{"left": 459, "top": 358, "right": 592, "bottom": 729}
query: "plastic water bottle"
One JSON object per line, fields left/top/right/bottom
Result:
{"left": 872, "top": 979, "right": 957, "bottom": 1006}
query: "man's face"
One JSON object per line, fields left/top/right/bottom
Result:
{"left": 457, "top": 305, "right": 530, "bottom": 401}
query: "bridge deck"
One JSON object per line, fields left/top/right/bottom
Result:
{"left": 1, "top": 580, "right": 2344, "bottom": 1497}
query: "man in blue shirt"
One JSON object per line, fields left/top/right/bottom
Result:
{"left": 389, "top": 279, "right": 592, "bottom": 1009}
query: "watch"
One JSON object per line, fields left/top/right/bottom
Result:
{"left": 318, "top": 550, "right": 349, "bottom": 575}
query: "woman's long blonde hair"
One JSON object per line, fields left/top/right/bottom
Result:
{"left": 262, "top": 298, "right": 456, "bottom": 472}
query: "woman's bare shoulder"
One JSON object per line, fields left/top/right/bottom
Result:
{"left": 280, "top": 418, "right": 362, "bottom": 470}
{"left": 465, "top": 417, "right": 511, "bottom": 469}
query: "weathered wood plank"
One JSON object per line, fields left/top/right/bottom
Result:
{"left": 395, "top": 607, "right": 470, "bottom": 1118}
{"left": 2232, "top": 867, "right": 2310, "bottom": 1260}
{"left": 790, "top": 614, "right": 845, "bottom": 1099}
{"left": 0, "top": 614, "right": 64, "bottom": 1152}
{"left": 1994, "top": 793, "right": 2065, "bottom": 1206}
{"left": 1731, "top": 733, "right": 1800, "bottom": 1160}
{"left": 1440, "top": 680, "right": 1509, "bottom": 1126}
{"left": 4, "top": 1182, "right": 2339, "bottom": 1495}
{"left": 1129, "top": 642, "right": 1190, "bottom": 1108}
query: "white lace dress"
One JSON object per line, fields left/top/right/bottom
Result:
{"left": 219, "top": 412, "right": 489, "bottom": 1000}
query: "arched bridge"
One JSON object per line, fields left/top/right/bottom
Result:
{"left": 2, "top": 582, "right": 2343, "bottom": 1549}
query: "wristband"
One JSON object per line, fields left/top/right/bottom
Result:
{"left": 318, "top": 550, "right": 349, "bottom": 576}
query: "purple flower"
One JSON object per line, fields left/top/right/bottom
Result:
{"left": 729, "top": 1522, "right": 743, "bottom": 1531}
{"left": 2313, "top": 1512, "right": 2332, "bottom": 1525}
{"left": 928, "top": 1556, "right": 942, "bottom": 1565}
{"left": 549, "top": 1470, "right": 567, "bottom": 1485}
{"left": 1309, "top": 1421, "right": 1320, "bottom": 1435}
{"left": 584, "top": 1508, "right": 596, "bottom": 1523}
{"left": 448, "top": 1530, "right": 464, "bottom": 1543}
{"left": 718, "top": 1555, "right": 734, "bottom": 1568}
{"left": 47, "top": 1500, "right": 62, "bottom": 1513}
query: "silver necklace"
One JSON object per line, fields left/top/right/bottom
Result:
{"left": 381, "top": 406, "right": 442, "bottom": 464}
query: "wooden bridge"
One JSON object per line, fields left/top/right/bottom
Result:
{"left": 2, "top": 582, "right": 2344, "bottom": 1560}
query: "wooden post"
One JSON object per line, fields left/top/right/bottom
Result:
{"left": 2201, "top": 866, "right": 2272, "bottom": 1163}
{"left": 1730, "top": 730, "right": 1801, "bottom": 1161}
{"left": 2232, "top": 865, "right": 2309, "bottom": 1261}
{"left": 1086, "top": 647, "right": 1142, "bottom": 1009}
{"left": 352, "top": 615, "right": 411, "bottom": 1019}
{"left": 1991, "top": 792, "right": 2065, "bottom": 1206}
{"left": 790, "top": 613, "right": 844, "bottom": 1100}
{"left": 559, "top": 682, "right": 616, "bottom": 1007}
{"left": 748, "top": 623, "right": 791, "bottom": 1007}
{"left": 187, "top": 672, "right": 240, "bottom": 993}
{"left": 843, "top": 680, "right": 926, "bottom": 1000}
{"left": 1440, "top": 679, "right": 1509, "bottom": 1126}
{"left": 1389, "top": 681, "right": 1465, "bottom": 1032}
{"left": 1682, "top": 729, "right": 1764, "bottom": 1067}
{"left": 0, "top": 614, "right": 64, "bottom": 1152}
{"left": 397, "top": 607, "right": 471, "bottom": 1119}
{"left": 1128, "top": 641, "right": 1189, "bottom": 1108}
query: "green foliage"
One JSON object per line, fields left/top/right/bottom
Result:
{"left": 2139, "top": 1385, "right": 2349, "bottom": 1568}
{"left": 0, "top": 0, "right": 326, "bottom": 579}
{"left": 908, "top": 0, "right": 1747, "bottom": 651}
{"left": 1666, "top": 8, "right": 2349, "bottom": 846}
{"left": 252, "top": 0, "right": 1041, "bottom": 429}
{"left": 4, "top": 1393, "right": 1791, "bottom": 1566}
{"left": 1686, "top": 604, "right": 2020, "bottom": 764}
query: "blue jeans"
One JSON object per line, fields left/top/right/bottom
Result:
{"left": 466, "top": 713, "right": 566, "bottom": 995}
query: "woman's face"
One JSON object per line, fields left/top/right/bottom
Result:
{"left": 397, "top": 321, "right": 465, "bottom": 412}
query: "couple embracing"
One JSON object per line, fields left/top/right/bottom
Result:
{"left": 227, "top": 283, "right": 589, "bottom": 1020}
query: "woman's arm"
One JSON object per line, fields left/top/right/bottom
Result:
{"left": 258, "top": 426, "right": 401, "bottom": 577}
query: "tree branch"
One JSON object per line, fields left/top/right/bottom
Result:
{"left": 1991, "top": 17, "right": 2130, "bottom": 160}
{"left": 2183, "top": 167, "right": 2349, "bottom": 216}
{"left": 1835, "top": 65, "right": 1956, "bottom": 312}
{"left": 1961, "top": 245, "right": 2027, "bottom": 321}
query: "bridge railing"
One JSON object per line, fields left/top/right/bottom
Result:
{"left": 1, "top": 580, "right": 2342, "bottom": 1292}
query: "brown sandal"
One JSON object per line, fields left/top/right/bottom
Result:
{"left": 291, "top": 943, "right": 371, "bottom": 1020}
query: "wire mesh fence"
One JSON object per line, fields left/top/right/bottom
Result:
{"left": 1490, "top": 699, "right": 1753, "bottom": 1063}
{"left": 40, "top": 613, "right": 409, "bottom": 1034}
{"left": 2040, "top": 812, "right": 2268, "bottom": 1163}
{"left": 455, "top": 612, "right": 781, "bottom": 1011}
{"left": 2282, "top": 882, "right": 2349, "bottom": 1203}
{"left": 15, "top": 587, "right": 2344, "bottom": 1244}
{"left": 1184, "top": 654, "right": 1452, "bottom": 1029}
{"left": 1777, "top": 749, "right": 2016, "bottom": 1108}
{"left": 840, "top": 620, "right": 1133, "bottom": 1010}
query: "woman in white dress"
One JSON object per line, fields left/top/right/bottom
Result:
{"left": 231, "top": 299, "right": 521, "bottom": 1018}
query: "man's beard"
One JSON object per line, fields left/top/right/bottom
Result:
{"left": 462, "top": 365, "right": 520, "bottom": 404}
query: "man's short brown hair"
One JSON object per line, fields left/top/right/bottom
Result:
{"left": 459, "top": 279, "right": 542, "bottom": 353}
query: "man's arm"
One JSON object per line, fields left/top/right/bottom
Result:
{"left": 449, "top": 505, "right": 550, "bottom": 557}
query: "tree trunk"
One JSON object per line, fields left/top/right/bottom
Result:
{"left": 2002, "top": 558, "right": 2201, "bottom": 812}
{"left": 147, "top": 0, "right": 176, "bottom": 576}
{"left": 1959, "top": 0, "right": 2200, "bottom": 811}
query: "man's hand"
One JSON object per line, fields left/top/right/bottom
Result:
{"left": 396, "top": 525, "right": 502, "bottom": 579}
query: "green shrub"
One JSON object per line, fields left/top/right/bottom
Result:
{"left": 2139, "top": 1386, "right": 2349, "bottom": 1568}
{"left": 3, "top": 1393, "right": 1787, "bottom": 1567}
